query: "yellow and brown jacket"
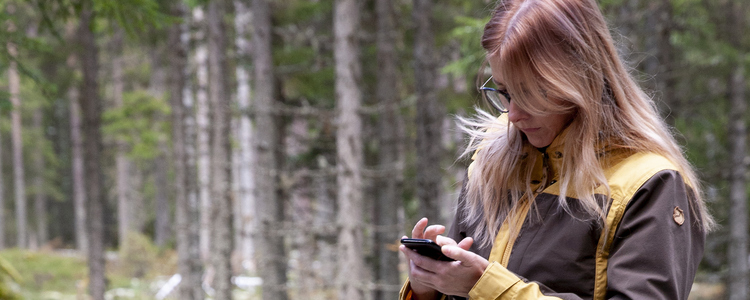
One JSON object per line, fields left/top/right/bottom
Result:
{"left": 401, "top": 133, "right": 706, "bottom": 300}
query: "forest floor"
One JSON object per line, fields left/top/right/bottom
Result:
{"left": 0, "top": 245, "right": 723, "bottom": 300}
{"left": 0, "top": 235, "right": 261, "bottom": 299}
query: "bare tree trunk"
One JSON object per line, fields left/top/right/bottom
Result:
{"left": 0, "top": 106, "right": 5, "bottom": 250}
{"left": 110, "top": 27, "right": 133, "bottom": 250}
{"left": 193, "top": 6, "right": 213, "bottom": 262}
{"left": 374, "top": 0, "right": 403, "bottom": 298}
{"left": 252, "top": 0, "right": 289, "bottom": 299}
{"left": 154, "top": 149, "right": 170, "bottom": 247}
{"left": 147, "top": 50, "right": 171, "bottom": 247}
{"left": 207, "top": 1, "right": 233, "bottom": 298}
{"left": 643, "top": 0, "right": 677, "bottom": 122}
{"left": 33, "top": 109, "right": 47, "bottom": 246}
{"left": 727, "top": 2, "right": 747, "bottom": 299}
{"left": 233, "top": 0, "right": 256, "bottom": 268}
{"left": 173, "top": 4, "right": 204, "bottom": 298}
{"left": 7, "top": 9, "right": 27, "bottom": 249}
{"left": 68, "top": 53, "right": 88, "bottom": 254}
{"left": 334, "top": 0, "right": 365, "bottom": 298}
{"left": 78, "top": 6, "right": 106, "bottom": 300}
{"left": 413, "top": 0, "right": 443, "bottom": 224}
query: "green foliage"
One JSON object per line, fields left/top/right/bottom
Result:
{"left": 442, "top": 16, "right": 490, "bottom": 88}
{"left": 102, "top": 90, "right": 171, "bottom": 161}
{"left": 93, "top": 0, "right": 175, "bottom": 35}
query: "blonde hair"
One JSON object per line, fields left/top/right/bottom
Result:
{"left": 460, "top": 0, "right": 715, "bottom": 247}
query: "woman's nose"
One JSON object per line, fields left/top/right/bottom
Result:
{"left": 507, "top": 101, "right": 528, "bottom": 123}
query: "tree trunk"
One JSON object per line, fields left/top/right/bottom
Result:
{"left": 334, "top": 0, "right": 365, "bottom": 298}
{"left": 252, "top": 0, "right": 289, "bottom": 299}
{"left": 154, "top": 148, "right": 170, "bottom": 247}
{"left": 207, "top": 1, "right": 233, "bottom": 298}
{"left": 727, "top": 2, "right": 747, "bottom": 299}
{"left": 173, "top": 4, "right": 204, "bottom": 298}
{"left": 644, "top": 0, "right": 677, "bottom": 123}
{"left": 33, "top": 109, "right": 47, "bottom": 246}
{"left": 68, "top": 53, "right": 88, "bottom": 254}
{"left": 413, "top": 0, "right": 443, "bottom": 224}
{"left": 111, "top": 26, "right": 133, "bottom": 250}
{"left": 233, "top": 0, "right": 256, "bottom": 268}
{"left": 0, "top": 103, "right": 5, "bottom": 250}
{"left": 374, "top": 0, "right": 403, "bottom": 298}
{"left": 78, "top": 6, "right": 106, "bottom": 300}
{"left": 8, "top": 15, "right": 27, "bottom": 249}
{"left": 192, "top": 6, "right": 213, "bottom": 262}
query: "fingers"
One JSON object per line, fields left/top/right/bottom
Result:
{"left": 435, "top": 235, "right": 457, "bottom": 247}
{"left": 457, "top": 237, "right": 474, "bottom": 250}
{"left": 411, "top": 218, "right": 429, "bottom": 239}
{"left": 411, "top": 218, "right": 445, "bottom": 241}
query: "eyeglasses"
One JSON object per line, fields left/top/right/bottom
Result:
{"left": 480, "top": 76, "right": 511, "bottom": 113}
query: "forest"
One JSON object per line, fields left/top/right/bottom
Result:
{"left": 0, "top": 0, "right": 748, "bottom": 299}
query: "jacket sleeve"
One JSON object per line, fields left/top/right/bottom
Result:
{"left": 604, "top": 170, "right": 705, "bottom": 299}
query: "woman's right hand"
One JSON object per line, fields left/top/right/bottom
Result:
{"left": 400, "top": 218, "right": 446, "bottom": 300}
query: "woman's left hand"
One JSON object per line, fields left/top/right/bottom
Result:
{"left": 401, "top": 235, "right": 489, "bottom": 298}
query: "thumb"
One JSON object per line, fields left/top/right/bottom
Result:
{"left": 441, "top": 244, "right": 476, "bottom": 264}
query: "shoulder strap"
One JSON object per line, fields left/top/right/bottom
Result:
{"left": 592, "top": 152, "right": 680, "bottom": 300}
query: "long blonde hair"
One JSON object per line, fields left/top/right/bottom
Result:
{"left": 461, "top": 0, "right": 715, "bottom": 247}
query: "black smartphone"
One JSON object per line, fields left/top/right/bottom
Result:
{"left": 400, "top": 238, "right": 455, "bottom": 261}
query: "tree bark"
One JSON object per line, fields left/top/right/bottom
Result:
{"left": 233, "top": 0, "right": 256, "bottom": 268}
{"left": 207, "top": 1, "right": 233, "bottom": 298}
{"left": 192, "top": 6, "right": 213, "bottom": 262}
{"left": 727, "top": 2, "right": 747, "bottom": 299}
{"left": 78, "top": 6, "right": 106, "bottom": 300}
{"left": 413, "top": 0, "right": 443, "bottom": 224}
{"left": 154, "top": 148, "right": 170, "bottom": 247}
{"left": 334, "top": 0, "right": 365, "bottom": 298}
{"left": 110, "top": 26, "right": 133, "bottom": 250}
{"left": 68, "top": 53, "right": 88, "bottom": 254}
{"left": 252, "top": 0, "right": 289, "bottom": 299}
{"left": 8, "top": 17, "right": 27, "bottom": 249}
{"left": 374, "top": 0, "right": 403, "bottom": 298}
{"left": 173, "top": 4, "right": 204, "bottom": 298}
{"left": 0, "top": 100, "right": 5, "bottom": 250}
{"left": 644, "top": 0, "right": 677, "bottom": 123}
{"left": 33, "top": 108, "right": 47, "bottom": 246}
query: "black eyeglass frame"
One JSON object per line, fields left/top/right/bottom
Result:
{"left": 479, "top": 76, "right": 511, "bottom": 113}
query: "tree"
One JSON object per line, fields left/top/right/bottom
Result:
{"left": 374, "top": 0, "right": 403, "bottom": 298}
{"left": 233, "top": 0, "right": 256, "bottom": 266}
{"left": 334, "top": 0, "right": 365, "bottom": 298}
{"left": 68, "top": 53, "right": 88, "bottom": 254}
{"left": 413, "top": 0, "right": 443, "bottom": 224}
{"left": 252, "top": 0, "right": 289, "bottom": 299}
{"left": 0, "top": 103, "right": 5, "bottom": 250}
{"left": 77, "top": 5, "right": 106, "bottom": 299}
{"left": 170, "top": 2, "right": 204, "bottom": 298}
{"left": 33, "top": 108, "right": 47, "bottom": 246}
{"left": 7, "top": 5, "right": 27, "bottom": 249}
{"left": 207, "top": 0, "right": 233, "bottom": 297}
{"left": 110, "top": 26, "right": 133, "bottom": 250}
{"left": 192, "top": 6, "right": 213, "bottom": 262}
{"left": 727, "top": 1, "right": 747, "bottom": 298}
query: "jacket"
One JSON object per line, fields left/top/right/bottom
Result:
{"left": 400, "top": 132, "right": 706, "bottom": 300}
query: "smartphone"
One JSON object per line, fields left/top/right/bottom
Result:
{"left": 400, "top": 238, "right": 455, "bottom": 261}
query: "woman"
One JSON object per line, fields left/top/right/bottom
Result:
{"left": 399, "top": 0, "right": 714, "bottom": 299}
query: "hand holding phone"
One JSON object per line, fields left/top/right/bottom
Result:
{"left": 401, "top": 238, "right": 455, "bottom": 261}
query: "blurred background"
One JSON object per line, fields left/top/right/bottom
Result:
{"left": 0, "top": 0, "right": 747, "bottom": 299}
